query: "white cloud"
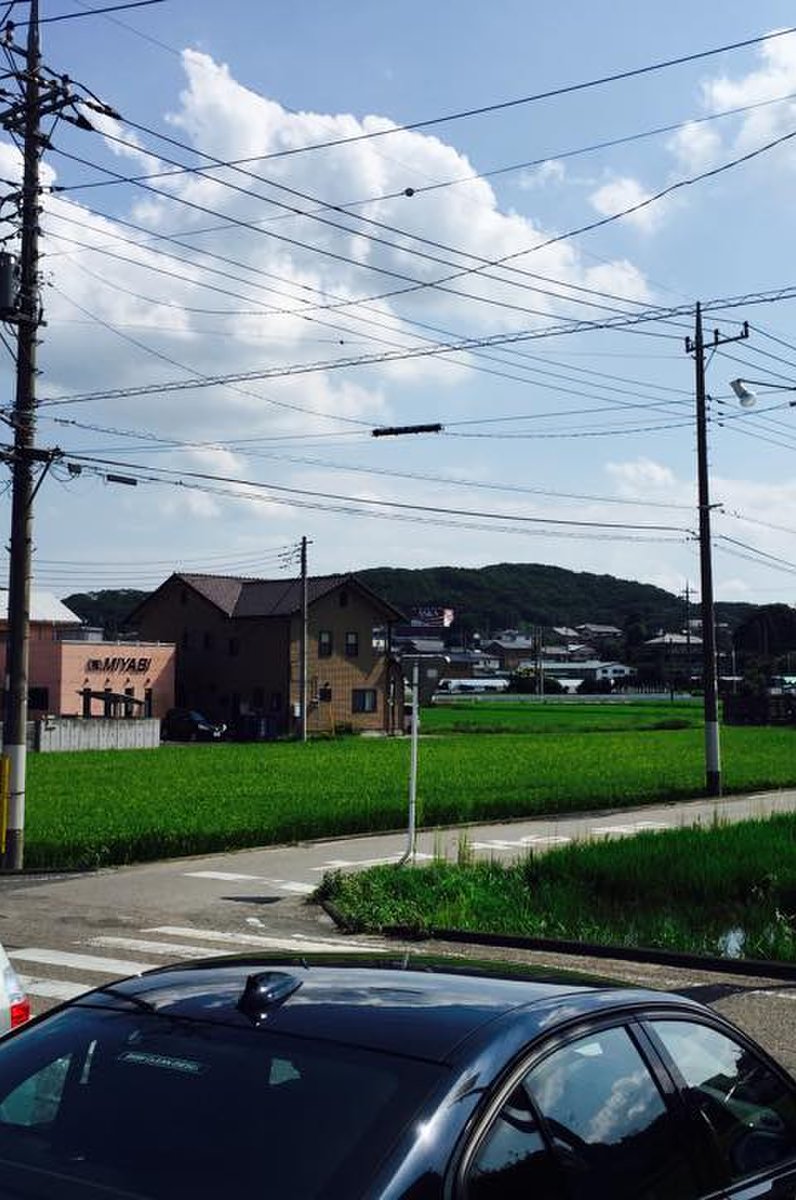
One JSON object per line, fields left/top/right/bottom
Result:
{"left": 589, "top": 176, "right": 665, "bottom": 233}
{"left": 667, "top": 121, "right": 723, "bottom": 173}
{"left": 694, "top": 32, "right": 796, "bottom": 164}
{"left": 518, "top": 159, "right": 566, "bottom": 190}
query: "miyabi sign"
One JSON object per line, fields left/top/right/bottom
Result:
{"left": 86, "top": 657, "right": 152, "bottom": 673}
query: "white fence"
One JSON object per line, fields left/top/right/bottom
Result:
{"left": 29, "top": 717, "right": 161, "bottom": 753}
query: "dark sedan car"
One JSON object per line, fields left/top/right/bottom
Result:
{"left": 0, "top": 956, "right": 794, "bottom": 1198}
{"left": 160, "top": 707, "right": 226, "bottom": 742}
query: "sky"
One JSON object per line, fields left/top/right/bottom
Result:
{"left": 2, "top": 0, "right": 796, "bottom": 608}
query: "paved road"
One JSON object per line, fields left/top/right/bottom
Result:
{"left": 0, "top": 788, "right": 794, "bottom": 1069}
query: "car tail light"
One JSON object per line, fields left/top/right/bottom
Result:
{"left": 3, "top": 963, "right": 30, "bottom": 1028}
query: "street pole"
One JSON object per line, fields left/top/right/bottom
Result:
{"left": 299, "top": 535, "right": 308, "bottom": 742}
{"left": 3, "top": 0, "right": 41, "bottom": 870}
{"left": 685, "top": 304, "right": 748, "bottom": 799}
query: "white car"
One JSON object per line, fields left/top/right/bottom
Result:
{"left": 0, "top": 943, "right": 28, "bottom": 1034}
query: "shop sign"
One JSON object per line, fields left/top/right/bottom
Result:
{"left": 86, "top": 656, "right": 151, "bottom": 673}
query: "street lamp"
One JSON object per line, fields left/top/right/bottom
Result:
{"left": 729, "top": 378, "right": 796, "bottom": 408}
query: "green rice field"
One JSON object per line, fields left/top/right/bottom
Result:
{"left": 22, "top": 720, "right": 796, "bottom": 868}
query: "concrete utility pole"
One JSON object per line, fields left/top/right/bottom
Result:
{"left": 299, "top": 535, "right": 308, "bottom": 742}
{"left": 685, "top": 303, "right": 748, "bottom": 799}
{"left": 3, "top": 1, "right": 42, "bottom": 870}
{"left": 0, "top": 4, "right": 118, "bottom": 868}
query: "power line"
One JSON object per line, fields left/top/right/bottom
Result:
{"left": 60, "top": 450, "right": 693, "bottom": 534}
{"left": 120, "top": 26, "right": 796, "bottom": 163}
{"left": 38, "top": 283, "right": 796, "bottom": 407}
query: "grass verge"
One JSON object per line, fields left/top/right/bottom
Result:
{"left": 317, "top": 814, "right": 796, "bottom": 962}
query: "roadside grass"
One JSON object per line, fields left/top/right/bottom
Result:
{"left": 318, "top": 814, "right": 796, "bottom": 961}
{"left": 22, "top": 724, "right": 796, "bottom": 869}
{"left": 422, "top": 699, "right": 701, "bottom": 735}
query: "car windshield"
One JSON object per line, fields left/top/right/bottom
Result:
{"left": 0, "top": 1005, "right": 444, "bottom": 1199}
{"left": 188, "top": 712, "right": 209, "bottom": 722}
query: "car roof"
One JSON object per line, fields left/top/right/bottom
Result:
{"left": 72, "top": 956, "right": 705, "bottom": 1064}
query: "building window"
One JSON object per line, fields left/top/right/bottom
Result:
{"left": 339, "top": 590, "right": 348, "bottom": 608}
{"left": 269, "top": 691, "right": 282, "bottom": 713}
{"left": 345, "top": 631, "right": 359, "bottom": 658}
{"left": 229, "top": 637, "right": 240, "bottom": 657}
{"left": 318, "top": 684, "right": 332, "bottom": 703}
{"left": 352, "top": 688, "right": 377, "bottom": 713}
{"left": 28, "top": 687, "right": 48, "bottom": 711}
{"left": 318, "top": 630, "right": 332, "bottom": 658}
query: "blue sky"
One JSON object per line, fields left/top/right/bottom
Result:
{"left": 3, "top": 0, "right": 796, "bottom": 607}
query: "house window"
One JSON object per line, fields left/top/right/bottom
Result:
{"left": 318, "top": 684, "right": 332, "bottom": 703}
{"left": 229, "top": 637, "right": 240, "bottom": 657}
{"left": 269, "top": 691, "right": 282, "bottom": 713}
{"left": 318, "top": 630, "right": 332, "bottom": 658}
{"left": 345, "top": 631, "right": 359, "bottom": 658}
{"left": 339, "top": 591, "right": 348, "bottom": 608}
{"left": 28, "top": 687, "right": 48, "bottom": 711}
{"left": 352, "top": 688, "right": 377, "bottom": 714}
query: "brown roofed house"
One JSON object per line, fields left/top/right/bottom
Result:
{"left": 129, "top": 572, "right": 405, "bottom": 737}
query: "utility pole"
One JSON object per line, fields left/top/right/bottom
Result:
{"left": 3, "top": 1, "right": 41, "bottom": 870}
{"left": 685, "top": 303, "right": 748, "bottom": 798}
{"left": 0, "top": 5, "right": 118, "bottom": 868}
{"left": 299, "top": 535, "right": 308, "bottom": 742}
{"left": 683, "top": 581, "right": 692, "bottom": 689}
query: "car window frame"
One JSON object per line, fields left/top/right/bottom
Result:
{"left": 450, "top": 1008, "right": 709, "bottom": 1200}
{"left": 640, "top": 1009, "right": 796, "bottom": 1194}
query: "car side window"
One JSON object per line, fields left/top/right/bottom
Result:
{"left": 464, "top": 1083, "right": 562, "bottom": 1198}
{"left": 650, "top": 1019, "right": 796, "bottom": 1183}
{"left": 526, "top": 1025, "right": 700, "bottom": 1200}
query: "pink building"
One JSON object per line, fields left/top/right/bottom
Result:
{"left": 0, "top": 592, "right": 175, "bottom": 719}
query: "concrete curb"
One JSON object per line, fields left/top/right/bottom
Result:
{"left": 383, "top": 926, "right": 796, "bottom": 981}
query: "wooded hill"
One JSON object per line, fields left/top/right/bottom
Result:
{"left": 357, "top": 563, "right": 755, "bottom": 635}
{"left": 64, "top": 563, "right": 755, "bottom": 638}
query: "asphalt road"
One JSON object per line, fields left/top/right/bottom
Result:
{"left": 0, "top": 787, "right": 794, "bottom": 1070}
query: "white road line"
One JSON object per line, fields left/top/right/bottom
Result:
{"left": 278, "top": 882, "right": 315, "bottom": 895}
{"left": 144, "top": 926, "right": 379, "bottom": 953}
{"left": 315, "top": 853, "right": 433, "bottom": 871}
{"left": 184, "top": 871, "right": 263, "bottom": 882}
{"left": 9, "top": 948, "right": 153, "bottom": 975}
{"left": 89, "top": 937, "right": 230, "bottom": 960}
{"left": 19, "top": 976, "right": 90, "bottom": 1002}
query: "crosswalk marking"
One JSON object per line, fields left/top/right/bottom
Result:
{"left": 143, "top": 925, "right": 379, "bottom": 953}
{"left": 9, "top": 948, "right": 154, "bottom": 975}
{"left": 184, "top": 871, "right": 263, "bottom": 882}
{"left": 90, "top": 936, "right": 230, "bottom": 960}
{"left": 183, "top": 870, "right": 315, "bottom": 894}
{"left": 19, "top": 976, "right": 90, "bottom": 1001}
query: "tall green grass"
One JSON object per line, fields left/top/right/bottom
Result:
{"left": 23, "top": 724, "right": 796, "bottom": 869}
{"left": 319, "top": 814, "right": 796, "bottom": 961}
